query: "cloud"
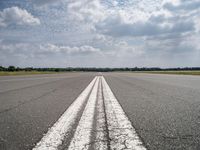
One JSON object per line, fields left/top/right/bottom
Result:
{"left": 1, "top": 0, "right": 200, "bottom": 67}
{"left": 58, "top": 0, "right": 193, "bottom": 40}
{"left": 33, "top": 0, "right": 57, "bottom": 6}
{"left": 67, "top": 0, "right": 105, "bottom": 23}
{"left": 163, "top": 0, "right": 200, "bottom": 11}
{"left": 39, "top": 44, "right": 100, "bottom": 55}
{"left": 0, "top": 41, "right": 102, "bottom": 67}
{"left": 0, "top": 7, "right": 40, "bottom": 27}
{"left": 0, "top": 42, "right": 100, "bottom": 56}
{"left": 96, "top": 13, "right": 194, "bottom": 37}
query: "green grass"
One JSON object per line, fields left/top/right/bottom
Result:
{"left": 139, "top": 70, "right": 200, "bottom": 76}
{"left": 1, "top": 70, "right": 200, "bottom": 76}
{"left": 0, "top": 71, "right": 61, "bottom": 76}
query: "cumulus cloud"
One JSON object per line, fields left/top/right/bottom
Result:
{"left": 50, "top": 0, "right": 196, "bottom": 39}
{"left": 0, "top": 7, "right": 40, "bottom": 27}
{"left": 1, "top": 0, "right": 200, "bottom": 67}
{"left": 67, "top": 0, "right": 105, "bottom": 23}
{"left": 0, "top": 41, "right": 102, "bottom": 67}
{"left": 0, "top": 42, "right": 100, "bottom": 56}
{"left": 39, "top": 44, "right": 100, "bottom": 55}
{"left": 163, "top": 0, "right": 200, "bottom": 11}
{"left": 96, "top": 13, "right": 194, "bottom": 37}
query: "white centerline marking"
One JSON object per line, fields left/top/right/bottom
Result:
{"left": 102, "top": 77, "right": 146, "bottom": 150}
{"left": 33, "top": 77, "right": 97, "bottom": 150}
{"left": 94, "top": 77, "right": 109, "bottom": 150}
{"left": 33, "top": 76, "right": 147, "bottom": 150}
{"left": 68, "top": 77, "right": 100, "bottom": 150}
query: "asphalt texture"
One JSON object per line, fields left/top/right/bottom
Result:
{"left": 1, "top": 72, "right": 200, "bottom": 150}
{"left": 104, "top": 73, "right": 200, "bottom": 150}
{"left": 0, "top": 73, "right": 95, "bottom": 150}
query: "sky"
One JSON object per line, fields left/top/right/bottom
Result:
{"left": 0, "top": 0, "right": 200, "bottom": 68}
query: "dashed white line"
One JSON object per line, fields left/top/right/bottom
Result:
{"left": 33, "top": 77, "right": 97, "bottom": 150}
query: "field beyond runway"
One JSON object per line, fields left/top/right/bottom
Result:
{"left": 0, "top": 72, "right": 200, "bottom": 150}
{"left": 139, "top": 70, "right": 200, "bottom": 76}
{"left": 0, "top": 71, "right": 61, "bottom": 76}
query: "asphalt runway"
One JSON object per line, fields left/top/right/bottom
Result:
{"left": 104, "top": 73, "right": 200, "bottom": 150}
{"left": 1, "top": 73, "right": 200, "bottom": 150}
{"left": 0, "top": 73, "right": 95, "bottom": 150}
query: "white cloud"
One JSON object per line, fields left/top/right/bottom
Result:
{"left": 0, "top": 42, "right": 100, "bottom": 56}
{"left": 96, "top": 13, "right": 194, "bottom": 37}
{"left": 60, "top": 0, "right": 196, "bottom": 38}
{"left": 1, "top": 0, "right": 200, "bottom": 67}
{"left": 0, "top": 41, "right": 102, "bottom": 67}
{"left": 0, "top": 7, "right": 40, "bottom": 27}
{"left": 67, "top": 0, "right": 105, "bottom": 23}
{"left": 163, "top": 0, "right": 200, "bottom": 11}
{"left": 39, "top": 44, "right": 100, "bottom": 54}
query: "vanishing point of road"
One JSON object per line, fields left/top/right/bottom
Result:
{"left": 0, "top": 73, "right": 200, "bottom": 150}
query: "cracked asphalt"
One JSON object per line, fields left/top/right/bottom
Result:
{"left": 1, "top": 73, "right": 200, "bottom": 150}
{"left": 104, "top": 73, "right": 200, "bottom": 150}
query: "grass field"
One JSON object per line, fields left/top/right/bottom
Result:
{"left": 140, "top": 70, "right": 200, "bottom": 76}
{"left": 1, "top": 70, "right": 200, "bottom": 76}
{"left": 0, "top": 71, "right": 60, "bottom": 76}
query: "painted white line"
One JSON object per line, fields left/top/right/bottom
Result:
{"left": 33, "top": 77, "right": 97, "bottom": 150}
{"left": 94, "top": 77, "right": 108, "bottom": 150}
{"left": 68, "top": 77, "right": 100, "bottom": 150}
{"left": 102, "top": 77, "right": 146, "bottom": 150}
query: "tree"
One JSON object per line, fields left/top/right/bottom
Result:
{"left": 0, "top": 66, "right": 5, "bottom": 71}
{"left": 8, "top": 66, "right": 16, "bottom": 72}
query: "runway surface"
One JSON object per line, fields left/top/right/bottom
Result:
{"left": 0, "top": 73, "right": 200, "bottom": 150}
{"left": 105, "top": 73, "right": 200, "bottom": 150}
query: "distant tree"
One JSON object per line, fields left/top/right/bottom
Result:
{"left": 55, "top": 68, "right": 60, "bottom": 72}
{"left": 8, "top": 66, "right": 16, "bottom": 72}
{"left": 0, "top": 66, "right": 5, "bottom": 71}
{"left": 0, "top": 65, "right": 200, "bottom": 72}
{"left": 25, "top": 67, "right": 33, "bottom": 71}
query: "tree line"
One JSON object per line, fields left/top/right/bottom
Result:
{"left": 0, "top": 66, "right": 200, "bottom": 72}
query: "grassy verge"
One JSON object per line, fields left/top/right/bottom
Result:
{"left": 0, "top": 71, "right": 61, "bottom": 76}
{"left": 139, "top": 70, "right": 200, "bottom": 76}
